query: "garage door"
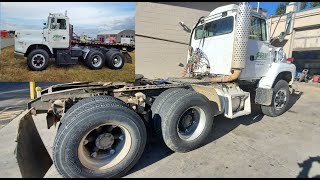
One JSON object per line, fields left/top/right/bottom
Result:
{"left": 292, "top": 26, "right": 320, "bottom": 51}
{"left": 292, "top": 26, "right": 320, "bottom": 75}
{"left": 292, "top": 50, "right": 320, "bottom": 75}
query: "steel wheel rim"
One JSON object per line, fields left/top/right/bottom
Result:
{"left": 91, "top": 55, "right": 102, "bottom": 68}
{"left": 31, "top": 54, "right": 45, "bottom": 68}
{"left": 177, "top": 106, "right": 206, "bottom": 141}
{"left": 78, "top": 123, "right": 132, "bottom": 171}
{"left": 274, "top": 89, "right": 287, "bottom": 110}
{"left": 112, "top": 55, "right": 122, "bottom": 68}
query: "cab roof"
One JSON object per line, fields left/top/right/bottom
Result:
{"left": 208, "top": 4, "right": 267, "bottom": 19}
{"left": 208, "top": 4, "right": 238, "bottom": 16}
{"left": 48, "top": 13, "right": 68, "bottom": 18}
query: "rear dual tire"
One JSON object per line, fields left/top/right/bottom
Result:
{"left": 53, "top": 97, "right": 146, "bottom": 178}
{"left": 151, "top": 88, "right": 214, "bottom": 153}
{"left": 105, "top": 51, "right": 125, "bottom": 69}
{"left": 85, "top": 50, "right": 105, "bottom": 70}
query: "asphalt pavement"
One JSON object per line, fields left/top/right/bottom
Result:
{"left": 0, "top": 82, "right": 58, "bottom": 129}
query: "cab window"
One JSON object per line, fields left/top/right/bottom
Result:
{"left": 57, "top": 19, "right": 66, "bottom": 29}
{"left": 249, "top": 16, "right": 267, "bottom": 41}
{"left": 194, "top": 16, "right": 234, "bottom": 40}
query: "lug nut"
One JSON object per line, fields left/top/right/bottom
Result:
{"left": 119, "top": 135, "right": 124, "bottom": 141}
{"left": 83, "top": 139, "right": 89, "bottom": 145}
{"left": 91, "top": 152, "right": 97, "bottom": 158}
{"left": 110, "top": 149, "right": 115, "bottom": 154}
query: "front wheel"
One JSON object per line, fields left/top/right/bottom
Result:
{"left": 27, "top": 49, "right": 49, "bottom": 71}
{"left": 261, "top": 80, "right": 290, "bottom": 117}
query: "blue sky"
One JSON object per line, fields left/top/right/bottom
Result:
{"left": 249, "top": 2, "right": 283, "bottom": 15}
{"left": 0, "top": 2, "right": 135, "bottom": 37}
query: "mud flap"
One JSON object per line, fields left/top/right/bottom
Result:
{"left": 14, "top": 109, "right": 52, "bottom": 178}
{"left": 255, "top": 88, "right": 273, "bottom": 106}
{"left": 123, "top": 52, "right": 133, "bottom": 64}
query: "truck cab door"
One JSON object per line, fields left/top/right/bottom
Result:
{"left": 241, "top": 16, "right": 271, "bottom": 79}
{"left": 48, "top": 17, "right": 70, "bottom": 49}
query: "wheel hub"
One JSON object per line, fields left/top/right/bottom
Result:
{"left": 95, "top": 133, "right": 114, "bottom": 150}
{"left": 91, "top": 55, "right": 102, "bottom": 67}
{"left": 178, "top": 108, "right": 200, "bottom": 135}
{"left": 113, "top": 55, "right": 122, "bottom": 67}
{"left": 274, "top": 89, "right": 287, "bottom": 110}
{"left": 32, "top": 54, "right": 45, "bottom": 67}
{"left": 78, "top": 124, "right": 133, "bottom": 171}
{"left": 180, "top": 114, "right": 194, "bottom": 130}
{"left": 176, "top": 106, "right": 207, "bottom": 141}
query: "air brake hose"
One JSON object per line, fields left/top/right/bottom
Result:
{"left": 188, "top": 16, "right": 205, "bottom": 46}
{"left": 184, "top": 16, "right": 208, "bottom": 77}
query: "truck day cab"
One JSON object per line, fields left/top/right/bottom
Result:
{"left": 15, "top": 3, "right": 296, "bottom": 178}
{"left": 14, "top": 12, "right": 134, "bottom": 71}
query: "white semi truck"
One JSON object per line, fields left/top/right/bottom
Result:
{"left": 14, "top": 12, "right": 134, "bottom": 71}
{"left": 15, "top": 3, "right": 296, "bottom": 178}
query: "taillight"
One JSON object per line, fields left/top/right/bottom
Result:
{"left": 287, "top": 57, "right": 294, "bottom": 63}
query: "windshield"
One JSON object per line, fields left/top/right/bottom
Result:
{"left": 194, "top": 16, "right": 234, "bottom": 40}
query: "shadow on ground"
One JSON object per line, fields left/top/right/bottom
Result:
{"left": 297, "top": 156, "right": 320, "bottom": 178}
{"left": 286, "top": 89, "right": 303, "bottom": 114}
{"left": 127, "top": 90, "right": 303, "bottom": 175}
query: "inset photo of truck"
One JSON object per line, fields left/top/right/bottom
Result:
{"left": 0, "top": 2, "right": 135, "bottom": 82}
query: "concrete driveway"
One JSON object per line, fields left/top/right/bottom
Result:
{"left": 126, "top": 83, "right": 320, "bottom": 178}
{"left": 0, "top": 82, "right": 319, "bottom": 178}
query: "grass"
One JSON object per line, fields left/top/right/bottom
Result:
{"left": 0, "top": 46, "right": 135, "bottom": 82}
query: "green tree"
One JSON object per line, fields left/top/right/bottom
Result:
{"left": 300, "top": 2, "right": 308, "bottom": 10}
{"left": 276, "top": 2, "right": 309, "bottom": 15}
{"left": 311, "top": 2, "right": 320, "bottom": 7}
{"left": 275, "top": 3, "right": 287, "bottom": 15}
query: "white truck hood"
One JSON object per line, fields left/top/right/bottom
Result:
{"left": 16, "top": 29, "right": 43, "bottom": 39}
{"left": 15, "top": 29, "right": 45, "bottom": 53}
